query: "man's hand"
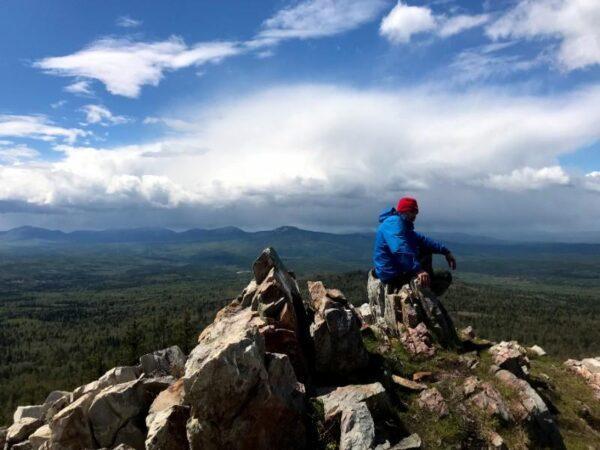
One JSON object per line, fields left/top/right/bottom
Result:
{"left": 445, "top": 252, "right": 457, "bottom": 270}
{"left": 416, "top": 271, "right": 430, "bottom": 287}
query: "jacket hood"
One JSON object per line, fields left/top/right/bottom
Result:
{"left": 378, "top": 207, "right": 397, "bottom": 223}
{"left": 378, "top": 207, "right": 414, "bottom": 230}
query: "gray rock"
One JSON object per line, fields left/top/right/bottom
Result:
{"left": 13, "top": 405, "right": 45, "bottom": 424}
{"left": 146, "top": 379, "right": 185, "bottom": 429}
{"left": 339, "top": 402, "right": 375, "bottom": 450}
{"left": 417, "top": 388, "right": 448, "bottom": 417}
{"left": 43, "top": 391, "right": 70, "bottom": 407}
{"left": 46, "top": 391, "right": 97, "bottom": 449}
{"left": 6, "top": 418, "right": 43, "bottom": 447}
{"left": 145, "top": 405, "right": 190, "bottom": 450}
{"left": 113, "top": 418, "right": 146, "bottom": 450}
{"left": 466, "top": 381, "right": 513, "bottom": 423}
{"left": 0, "top": 426, "right": 7, "bottom": 449}
{"left": 393, "top": 433, "right": 422, "bottom": 449}
{"left": 489, "top": 341, "right": 530, "bottom": 379}
{"left": 72, "top": 365, "right": 140, "bottom": 401}
{"left": 88, "top": 379, "right": 154, "bottom": 448}
{"left": 140, "top": 346, "right": 186, "bottom": 378}
{"left": 28, "top": 424, "right": 50, "bottom": 450}
{"left": 318, "top": 383, "right": 393, "bottom": 450}
{"left": 528, "top": 345, "right": 547, "bottom": 357}
{"left": 12, "top": 440, "right": 33, "bottom": 450}
{"left": 495, "top": 369, "right": 565, "bottom": 449}
{"left": 564, "top": 358, "right": 600, "bottom": 400}
{"left": 358, "top": 303, "right": 374, "bottom": 325}
{"left": 183, "top": 306, "right": 306, "bottom": 450}
{"left": 367, "top": 270, "right": 386, "bottom": 322}
{"left": 307, "top": 281, "right": 369, "bottom": 377}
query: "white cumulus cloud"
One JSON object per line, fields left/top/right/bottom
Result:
{"left": 35, "top": 37, "right": 241, "bottom": 98}
{"left": 487, "top": 0, "right": 600, "bottom": 70}
{"left": 483, "top": 166, "right": 570, "bottom": 191}
{"left": 584, "top": 171, "right": 600, "bottom": 191}
{"left": 380, "top": 1, "right": 489, "bottom": 44}
{"left": 380, "top": 2, "right": 436, "bottom": 43}
{"left": 0, "top": 84, "right": 599, "bottom": 233}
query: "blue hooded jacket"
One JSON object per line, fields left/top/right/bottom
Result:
{"left": 373, "top": 207, "right": 449, "bottom": 282}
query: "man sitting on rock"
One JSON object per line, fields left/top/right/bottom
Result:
{"left": 373, "top": 197, "right": 456, "bottom": 296}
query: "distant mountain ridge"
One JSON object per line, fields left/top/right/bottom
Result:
{"left": 0, "top": 225, "right": 508, "bottom": 246}
{"left": 1, "top": 225, "right": 599, "bottom": 247}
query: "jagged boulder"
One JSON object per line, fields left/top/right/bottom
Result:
{"left": 28, "top": 424, "right": 50, "bottom": 449}
{"left": 462, "top": 377, "right": 512, "bottom": 422}
{"left": 357, "top": 303, "right": 374, "bottom": 325}
{"left": 183, "top": 304, "right": 306, "bottom": 450}
{"left": 5, "top": 418, "right": 43, "bottom": 448}
{"left": 489, "top": 341, "right": 530, "bottom": 378}
{"left": 45, "top": 391, "right": 96, "bottom": 449}
{"left": 564, "top": 357, "right": 600, "bottom": 400}
{"left": 146, "top": 378, "right": 185, "bottom": 429}
{"left": 417, "top": 388, "right": 448, "bottom": 417}
{"left": 145, "top": 405, "right": 190, "bottom": 450}
{"left": 494, "top": 369, "right": 565, "bottom": 448}
{"left": 140, "top": 346, "right": 186, "bottom": 378}
{"left": 238, "top": 247, "right": 312, "bottom": 381}
{"left": 307, "top": 281, "right": 369, "bottom": 377}
{"left": 317, "top": 382, "right": 395, "bottom": 450}
{"left": 13, "top": 406, "right": 45, "bottom": 424}
{"left": 72, "top": 365, "right": 141, "bottom": 401}
{"left": 367, "top": 273, "right": 459, "bottom": 355}
{"left": 87, "top": 377, "right": 165, "bottom": 449}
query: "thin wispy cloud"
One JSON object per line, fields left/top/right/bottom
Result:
{"left": 116, "top": 15, "right": 142, "bottom": 28}
{"left": 0, "top": 114, "right": 87, "bottom": 144}
{"left": 487, "top": 0, "right": 600, "bottom": 71}
{"left": 35, "top": 37, "right": 241, "bottom": 98}
{"left": 257, "top": 0, "right": 388, "bottom": 41}
{"left": 81, "top": 105, "right": 130, "bottom": 126}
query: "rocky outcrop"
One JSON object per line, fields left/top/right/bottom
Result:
{"left": 564, "top": 357, "right": 600, "bottom": 400}
{"left": 417, "top": 388, "right": 448, "bottom": 417}
{"left": 145, "top": 405, "right": 189, "bottom": 450}
{"left": 489, "top": 341, "right": 530, "bottom": 378}
{"left": 87, "top": 379, "right": 155, "bottom": 448}
{"left": 317, "top": 383, "right": 396, "bottom": 450}
{"left": 307, "top": 281, "right": 369, "bottom": 378}
{"left": 140, "top": 346, "right": 186, "bottom": 378}
{"left": 72, "top": 365, "right": 140, "bottom": 401}
{"left": 5, "top": 418, "right": 43, "bottom": 449}
{"left": 4, "top": 247, "right": 597, "bottom": 450}
{"left": 183, "top": 303, "right": 306, "bottom": 449}
{"left": 462, "top": 377, "right": 512, "bottom": 422}
{"left": 494, "top": 369, "right": 565, "bottom": 449}
{"left": 367, "top": 272, "right": 459, "bottom": 355}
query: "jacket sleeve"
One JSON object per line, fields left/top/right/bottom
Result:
{"left": 382, "top": 228, "right": 422, "bottom": 274}
{"left": 414, "top": 232, "right": 450, "bottom": 255}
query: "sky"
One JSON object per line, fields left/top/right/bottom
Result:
{"left": 0, "top": 0, "right": 599, "bottom": 236}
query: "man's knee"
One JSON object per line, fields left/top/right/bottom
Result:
{"left": 431, "top": 270, "right": 452, "bottom": 296}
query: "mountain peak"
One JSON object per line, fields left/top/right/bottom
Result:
{"left": 3, "top": 247, "right": 598, "bottom": 449}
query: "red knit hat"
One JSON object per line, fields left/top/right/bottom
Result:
{"left": 396, "top": 197, "right": 418, "bottom": 214}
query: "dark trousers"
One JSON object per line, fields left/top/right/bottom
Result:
{"left": 384, "top": 251, "right": 452, "bottom": 297}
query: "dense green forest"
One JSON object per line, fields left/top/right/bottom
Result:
{"left": 1, "top": 236, "right": 599, "bottom": 425}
